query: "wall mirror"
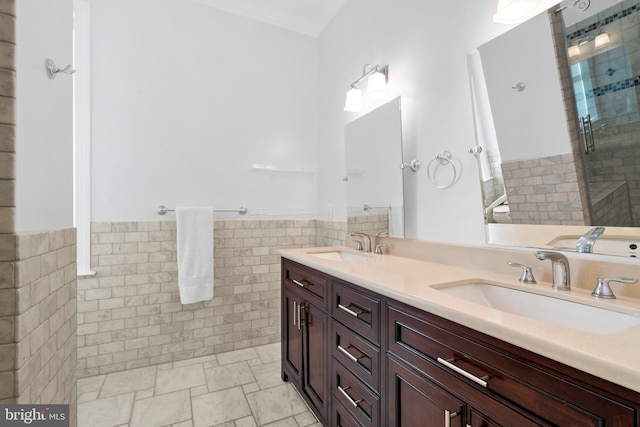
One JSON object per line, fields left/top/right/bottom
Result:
{"left": 471, "top": 0, "right": 640, "bottom": 258}
{"left": 344, "top": 96, "right": 405, "bottom": 240}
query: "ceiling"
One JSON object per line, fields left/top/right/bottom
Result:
{"left": 190, "top": 0, "right": 348, "bottom": 37}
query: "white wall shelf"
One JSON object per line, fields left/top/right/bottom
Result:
{"left": 250, "top": 164, "right": 316, "bottom": 174}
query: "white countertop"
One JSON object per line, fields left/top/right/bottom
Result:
{"left": 279, "top": 246, "right": 640, "bottom": 393}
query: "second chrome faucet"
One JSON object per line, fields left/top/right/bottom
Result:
{"left": 535, "top": 251, "right": 571, "bottom": 291}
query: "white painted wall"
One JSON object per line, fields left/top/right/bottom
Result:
{"left": 90, "top": 0, "right": 317, "bottom": 221}
{"left": 15, "top": 0, "right": 74, "bottom": 231}
{"left": 316, "top": 0, "right": 514, "bottom": 244}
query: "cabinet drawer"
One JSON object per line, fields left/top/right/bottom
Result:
{"left": 332, "top": 398, "right": 365, "bottom": 427}
{"left": 387, "top": 302, "right": 636, "bottom": 427}
{"left": 282, "top": 260, "right": 329, "bottom": 310}
{"left": 332, "top": 281, "right": 380, "bottom": 345}
{"left": 331, "top": 320, "right": 381, "bottom": 393}
{"left": 332, "top": 357, "right": 380, "bottom": 427}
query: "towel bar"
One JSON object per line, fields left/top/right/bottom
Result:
{"left": 157, "top": 206, "right": 248, "bottom": 215}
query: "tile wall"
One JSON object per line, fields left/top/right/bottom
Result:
{"left": 501, "top": 153, "right": 590, "bottom": 225}
{"left": 347, "top": 213, "right": 389, "bottom": 239}
{"left": 590, "top": 181, "right": 633, "bottom": 226}
{"left": 77, "top": 219, "right": 346, "bottom": 379}
{"left": 0, "top": 0, "right": 16, "bottom": 405}
{"left": 14, "top": 230, "right": 77, "bottom": 426}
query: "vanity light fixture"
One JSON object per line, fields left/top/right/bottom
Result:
{"left": 344, "top": 87, "right": 363, "bottom": 112}
{"left": 344, "top": 64, "right": 389, "bottom": 112}
{"left": 595, "top": 31, "right": 610, "bottom": 49}
{"left": 568, "top": 44, "right": 580, "bottom": 58}
{"left": 493, "top": 0, "right": 539, "bottom": 24}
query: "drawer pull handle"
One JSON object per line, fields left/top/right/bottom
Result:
{"left": 444, "top": 410, "right": 459, "bottom": 427}
{"left": 338, "top": 303, "right": 362, "bottom": 318}
{"left": 337, "top": 345, "right": 361, "bottom": 364}
{"left": 337, "top": 385, "right": 363, "bottom": 408}
{"left": 437, "top": 357, "right": 488, "bottom": 388}
{"left": 293, "top": 301, "right": 297, "bottom": 327}
{"left": 298, "top": 303, "right": 305, "bottom": 329}
{"left": 292, "top": 279, "right": 307, "bottom": 288}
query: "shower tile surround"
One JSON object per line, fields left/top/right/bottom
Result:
{"left": 77, "top": 219, "right": 346, "bottom": 378}
{"left": 563, "top": 1, "right": 640, "bottom": 226}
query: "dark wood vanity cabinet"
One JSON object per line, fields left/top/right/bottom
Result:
{"left": 387, "top": 300, "right": 640, "bottom": 426}
{"left": 281, "top": 260, "right": 330, "bottom": 424}
{"left": 280, "top": 258, "right": 640, "bottom": 427}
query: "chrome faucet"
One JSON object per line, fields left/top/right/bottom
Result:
{"left": 349, "top": 232, "right": 372, "bottom": 253}
{"left": 534, "top": 251, "right": 571, "bottom": 291}
{"left": 576, "top": 226, "right": 605, "bottom": 253}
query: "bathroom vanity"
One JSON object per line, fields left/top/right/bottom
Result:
{"left": 280, "top": 248, "right": 640, "bottom": 426}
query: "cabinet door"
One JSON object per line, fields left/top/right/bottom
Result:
{"left": 303, "top": 301, "right": 329, "bottom": 421}
{"left": 388, "top": 356, "right": 464, "bottom": 427}
{"left": 282, "top": 287, "right": 303, "bottom": 385}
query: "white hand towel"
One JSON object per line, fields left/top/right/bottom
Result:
{"left": 176, "top": 207, "right": 214, "bottom": 304}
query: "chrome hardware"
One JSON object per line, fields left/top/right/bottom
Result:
{"left": 427, "top": 151, "right": 459, "bottom": 189}
{"left": 298, "top": 303, "right": 305, "bottom": 328}
{"left": 363, "top": 204, "right": 391, "bottom": 212}
{"left": 292, "top": 279, "right": 306, "bottom": 288}
{"left": 592, "top": 277, "right": 638, "bottom": 299}
{"left": 581, "top": 114, "right": 596, "bottom": 154}
{"left": 507, "top": 261, "right": 536, "bottom": 284}
{"left": 534, "top": 251, "right": 571, "bottom": 291}
{"left": 157, "top": 205, "right": 248, "bottom": 215}
{"left": 400, "top": 159, "right": 421, "bottom": 172}
{"left": 468, "top": 145, "right": 483, "bottom": 156}
{"left": 46, "top": 58, "right": 76, "bottom": 79}
{"left": 338, "top": 304, "right": 361, "bottom": 318}
{"left": 375, "top": 243, "right": 387, "bottom": 255}
{"left": 293, "top": 301, "right": 297, "bottom": 327}
{"left": 437, "top": 357, "right": 488, "bottom": 388}
{"left": 576, "top": 226, "right": 605, "bottom": 253}
{"left": 337, "top": 386, "right": 363, "bottom": 408}
{"left": 444, "top": 410, "right": 459, "bottom": 427}
{"left": 352, "top": 239, "right": 364, "bottom": 251}
{"left": 350, "top": 232, "right": 372, "bottom": 252}
{"left": 337, "top": 345, "right": 359, "bottom": 364}
{"left": 512, "top": 81, "right": 526, "bottom": 92}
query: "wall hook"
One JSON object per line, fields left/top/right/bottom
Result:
{"left": 512, "top": 82, "right": 526, "bottom": 92}
{"left": 46, "top": 58, "right": 76, "bottom": 79}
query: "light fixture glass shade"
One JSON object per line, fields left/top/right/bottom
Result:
{"left": 367, "top": 71, "right": 387, "bottom": 98}
{"left": 493, "top": 0, "right": 539, "bottom": 24}
{"left": 344, "top": 87, "right": 363, "bottom": 112}
{"left": 595, "top": 32, "right": 610, "bottom": 49}
{"left": 568, "top": 44, "right": 580, "bottom": 58}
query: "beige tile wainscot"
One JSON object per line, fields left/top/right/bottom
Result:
{"left": 77, "top": 219, "right": 346, "bottom": 378}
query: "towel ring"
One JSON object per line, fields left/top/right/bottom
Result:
{"left": 427, "top": 151, "right": 458, "bottom": 189}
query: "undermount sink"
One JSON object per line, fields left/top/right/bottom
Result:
{"left": 307, "top": 250, "right": 372, "bottom": 261}
{"left": 548, "top": 236, "right": 639, "bottom": 257}
{"left": 434, "top": 282, "right": 640, "bottom": 334}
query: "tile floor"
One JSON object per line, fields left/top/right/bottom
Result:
{"left": 77, "top": 343, "right": 322, "bottom": 427}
